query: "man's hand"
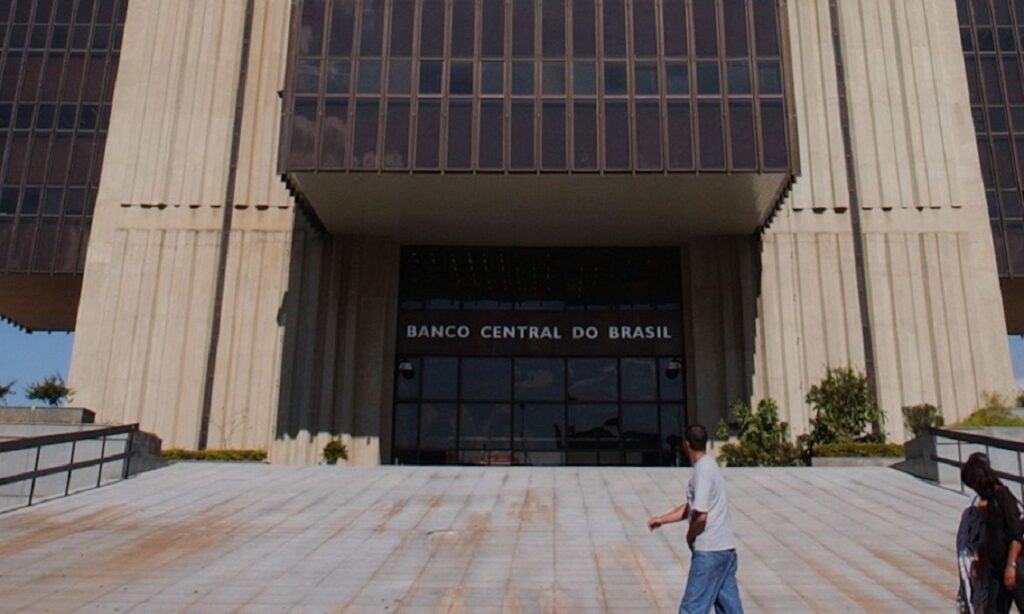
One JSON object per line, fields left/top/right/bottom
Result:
{"left": 647, "top": 517, "right": 663, "bottom": 531}
{"left": 1006, "top": 563, "right": 1017, "bottom": 591}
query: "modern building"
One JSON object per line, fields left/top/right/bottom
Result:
{"left": 0, "top": 0, "right": 1018, "bottom": 465}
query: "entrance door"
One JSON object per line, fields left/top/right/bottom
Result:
{"left": 393, "top": 356, "right": 685, "bottom": 466}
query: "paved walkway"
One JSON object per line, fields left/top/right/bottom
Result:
{"left": 0, "top": 464, "right": 965, "bottom": 613}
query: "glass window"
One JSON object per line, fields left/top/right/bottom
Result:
{"left": 357, "top": 60, "right": 381, "bottom": 94}
{"left": 753, "top": 0, "right": 779, "bottom": 56}
{"left": 420, "top": 402, "right": 457, "bottom": 451}
{"left": 460, "top": 403, "right": 511, "bottom": 450}
{"left": 396, "top": 357, "right": 421, "bottom": 400}
{"left": 449, "top": 61, "right": 474, "bottom": 95}
{"left": 289, "top": 98, "right": 317, "bottom": 168}
{"left": 388, "top": 60, "right": 411, "bottom": 94}
{"left": 698, "top": 101, "right": 724, "bottom": 168}
{"left": 20, "top": 187, "right": 39, "bottom": 214}
{"left": 543, "top": 62, "right": 565, "bottom": 95}
{"left": 447, "top": 100, "right": 473, "bottom": 168}
{"left": 1007, "top": 222, "right": 1024, "bottom": 275}
{"left": 515, "top": 358, "right": 565, "bottom": 401}
{"left": 660, "top": 403, "right": 684, "bottom": 451}
{"left": 415, "top": 100, "right": 441, "bottom": 167}
{"left": 665, "top": 62, "right": 689, "bottom": 95}
{"left": 479, "top": 100, "right": 504, "bottom": 168}
{"left": 393, "top": 403, "right": 419, "bottom": 453}
{"left": 658, "top": 358, "right": 684, "bottom": 401}
{"left": 574, "top": 62, "right": 596, "bottom": 95}
{"left": 574, "top": 101, "right": 597, "bottom": 169}
{"left": 621, "top": 358, "right": 657, "bottom": 401}
{"left": 622, "top": 404, "right": 659, "bottom": 449}
{"left": 515, "top": 404, "right": 565, "bottom": 450}
{"left": 511, "top": 101, "right": 534, "bottom": 168}
{"left": 298, "top": 0, "right": 325, "bottom": 55}
{"left": 727, "top": 61, "right": 751, "bottom": 94}
{"left": 758, "top": 61, "right": 782, "bottom": 95}
{"left": 542, "top": 0, "right": 565, "bottom": 57}
{"left": 573, "top": 0, "right": 596, "bottom": 58}
{"left": 481, "top": 0, "right": 504, "bottom": 57}
{"left": 420, "top": 0, "right": 445, "bottom": 56}
{"left": 512, "top": 0, "right": 534, "bottom": 57}
{"left": 542, "top": 102, "right": 566, "bottom": 168}
{"left": 568, "top": 358, "right": 617, "bottom": 401}
{"left": 723, "top": 0, "right": 749, "bottom": 57}
{"left": 663, "top": 0, "right": 686, "bottom": 57}
{"left": 328, "top": 0, "right": 355, "bottom": 56}
{"left": 451, "top": 0, "right": 475, "bottom": 58}
{"left": 633, "top": 0, "right": 657, "bottom": 57}
{"left": 351, "top": 100, "right": 379, "bottom": 168}
{"left": 359, "top": 0, "right": 384, "bottom": 55}
{"left": 761, "top": 99, "right": 788, "bottom": 169}
{"left": 0, "top": 188, "right": 18, "bottom": 215}
{"left": 667, "top": 101, "right": 693, "bottom": 169}
{"left": 419, "top": 61, "right": 442, "bottom": 94}
{"left": 604, "top": 62, "right": 627, "bottom": 95}
{"left": 635, "top": 102, "right": 662, "bottom": 169}
{"left": 326, "top": 60, "right": 351, "bottom": 94}
{"left": 697, "top": 61, "right": 720, "bottom": 95}
{"left": 512, "top": 62, "right": 534, "bottom": 95}
{"left": 382, "top": 99, "right": 410, "bottom": 169}
{"left": 390, "top": 0, "right": 414, "bottom": 56}
{"left": 694, "top": 0, "right": 718, "bottom": 57}
{"left": 569, "top": 404, "right": 619, "bottom": 444}
{"left": 320, "top": 100, "right": 349, "bottom": 168}
{"left": 481, "top": 62, "right": 504, "bottom": 95}
{"left": 462, "top": 358, "right": 511, "bottom": 401}
{"left": 423, "top": 357, "right": 458, "bottom": 400}
{"left": 635, "top": 62, "right": 659, "bottom": 95}
{"left": 729, "top": 101, "right": 756, "bottom": 169}
{"left": 295, "top": 59, "right": 321, "bottom": 93}
{"left": 603, "top": 0, "right": 626, "bottom": 57}
{"left": 605, "top": 100, "right": 630, "bottom": 169}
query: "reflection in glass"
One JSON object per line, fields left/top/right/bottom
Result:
{"left": 660, "top": 404, "right": 684, "bottom": 452}
{"left": 635, "top": 63, "right": 659, "bottom": 95}
{"left": 574, "top": 63, "right": 596, "bottom": 95}
{"left": 543, "top": 62, "right": 565, "bottom": 95}
{"left": 621, "top": 358, "right": 657, "bottom": 401}
{"left": 388, "top": 60, "right": 411, "bottom": 94}
{"left": 450, "top": 61, "right": 474, "bottom": 95}
{"left": 357, "top": 60, "right": 381, "bottom": 94}
{"left": 604, "top": 62, "right": 627, "bottom": 95}
{"left": 461, "top": 358, "right": 511, "bottom": 400}
{"left": 569, "top": 404, "right": 619, "bottom": 446}
{"left": 481, "top": 62, "right": 504, "bottom": 95}
{"left": 623, "top": 404, "right": 659, "bottom": 448}
{"left": 419, "top": 61, "right": 442, "bottom": 94}
{"left": 329, "top": 0, "right": 356, "bottom": 56}
{"left": 568, "top": 358, "right": 617, "bottom": 401}
{"left": 295, "top": 59, "right": 320, "bottom": 93}
{"left": 420, "top": 402, "right": 457, "bottom": 451}
{"left": 515, "top": 358, "right": 565, "bottom": 401}
{"left": 326, "top": 60, "right": 351, "bottom": 93}
{"left": 460, "top": 403, "right": 511, "bottom": 450}
{"left": 516, "top": 404, "right": 565, "bottom": 450}
{"left": 512, "top": 62, "right": 534, "bottom": 95}
{"left": 351, "top": 100, "right": 379, "bottom": 168}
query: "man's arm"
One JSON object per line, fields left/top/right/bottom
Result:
{"left": 686, "top": 511, "right": 708, "bottom": 548}
{"left": 647, "top": 503, "right": 689, "bottom": 530}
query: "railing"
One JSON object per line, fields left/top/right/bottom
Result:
{"left": 0, "top": 424, "right": 138, "bottom": 512}
{"left": 930, "top": 427, "right": 1024, "bottom": 500}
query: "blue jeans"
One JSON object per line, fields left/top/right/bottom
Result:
{"left": 679, "top": 549, "right": 744, "bottom": 614}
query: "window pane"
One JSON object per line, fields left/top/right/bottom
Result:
{"left": 326, "top": 60, "right": 351, "bottom": 94}
{"left": 320, "top": 100, "right": 349, "bottom": 168}
{"left": 660, "top": 403, "right": 684, "bottom": 452}
{"left": 1005, "top": 56, "right": 1024, "bottom": 104}
{"left": 357, "top": 60, "right": 381, "bottom": 94}
{"left": 388, "top": 60, "right": 411, "bottom": 94}
{"left": 621, "top": 358, "right": 657, "bottom": 401}
{"left": 659, "top": 358, "right": 684, "bottom": 400}
{"left": 415, "top": 100, "right": 441, "bottom": 167}
{"left": 298, "top": 0, "right": 325, "bottom": 55}
{"left": 667, "top": 101, "right": 693, "bottom": 169}
{"left": 450, "top": 61, "right": 474, "bottom": 94}
{"left": 758, "top": 60, "right": 782, "bottom": 95}
{"left": 543, "top": 61, "right": 565, "bottom": 95}
{"left": 698, "top": 101, "right": 724, "bottom": 169}
{"left": 451, "top": 0, "right": 475, "bottom": 57}
{"left": 393, "top": 403, "right": 419, "bottom": 452}
{"left": 390, "top": 0, "right": 414, "bottom": 55}
{"left": 542, "top": 0, "right": 565, "bottom": 57}
{"left": 635, "top": 62, "right": 659, "bottom": 95}
{"left": 603, "top": 0, "right": 626, "bottom": 57}
{"left": 512, "top": 61, "right": 534, "bottom": 95}
{"left": 729, "top": 100, "right": 755, "bottom": 169}
{"left": 694, "top": 0, "right": 718, "bottom": 57}
{"left": 574, "top": 101, "right": 597, "bottom": 169}
{"left": 383, "top": 99, "right": 410, "bottom": 169}
{"left": 573, "top": 0, "right": 596, "bottom": 58}
{"left": 420, "top": 402, "right": 457, "bottom": 451}
{"left": 423, "top": 357, "right": 458, "bottom": 400}
{"left": 727, "top": 61, "right": 750, "bottom": 94}
{"left": 623, "top": 404, "right": 658, "bottom": 448}
{"left": 511, "top": 101, "right": 534, "bottom": 168}
{"left": 604, "top": 62, "right": 627, "bottom": 95}
{"left": 515, "top": 404, "right": 565, "bottom": 450}
{"left": 359, "top": 0, "right": 384, "bottom": 56}
{"left": 462, "top": 358, "right": 511, "bottom": 400}
{"left": 419, "top": 61, "right": 442, "bottom": 94}
{"left": 569, "top": 404, "right": 619, "bottom": 445}
{"left": 635, "top": 102, "right": 662, "bottom": 169}
{"left": 351, "top": 100, "right": 379, "bottom": 168}
{"left": 665, "top": 62, "right": 689, "bottom": 95}
{"left": 514, "top": 359, "right": 565, "bottom": 401}
{"left": 396, "top": 357, "right": 421, "bottom": 400}
{"left": 481, "top": 62, "right": 504, "bottom": 95}
{"left": 574, "top": 62, "right": 596, "bottom": 95}
{"left": 329, "top": 0, "right": 355, "bottom": 56}
{"left": 513, "top": 0, "right": 534, "bottom": 57}
{"left": 605, "top": 100, "right": 630, "bottom": 169}
{"left": 568, "top": 358, "right": 617, "bottom": 402}
{"left": 723, "top": 0, "right": 748, "bottom": 57}
{"left": 295, "top": 59, "right": 320, "bottom": 94}
{"left": 754, "top": 0, "right": 780, "bottom": 56}
{"left": 633, "top": 0, "right": 657, "bottom": 57}
{"left": 697, "top": 61, "right": 720, "bottom": 95}
{"left": 447, "top": 100, "right": 472, "bottom": 168}
{"left": 420, "top": 0, "right": 445, "bottom": 56}
{"left": 662, "top": 0, "right": 686, "bottom": 56}
{"left": 761, "top": 99, "right": 788, "bottom": 168}
{"left": 289, "top": 98, "right": 317, "bottom": 168}
{"left": 460, "top": 403, "right": 511, "bottom": 450}
{"left": 542, "top": 102, "right": 566, "bottom": 168}
{"left": 479, "top": 100, "right": 503, "bottom": 168}
{"left": 482, "top": 0, "right": 504, "bottom": 57}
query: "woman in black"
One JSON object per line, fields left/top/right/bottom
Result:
{"left": 962, "top": 452, "right": 1024, "bottom": 612}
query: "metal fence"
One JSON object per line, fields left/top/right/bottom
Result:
{"left": 0, "top": 424, "right": 138, "bottom": 512}
{"left": 930, "top": 427, "right": 1024, "bottom": 501}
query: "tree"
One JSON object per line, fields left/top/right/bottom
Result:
{"left": 0, "top": 380, "right": 14, "bottom": 405}
{"left": 24, "top": 374, "right": 72, "bottom": 407}
{"left": 804, "top": 366, "right": 885, "bottom": 448}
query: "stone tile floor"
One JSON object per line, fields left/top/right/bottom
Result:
{"left": 0, "top": 464, "right": 966, "bottom": 613}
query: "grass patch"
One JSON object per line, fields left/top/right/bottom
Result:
{"left": 162, "top": 448, "right": 267, "bottom": 462}
{"left": 813, "top": 442, "right": 904, "bottom": 458}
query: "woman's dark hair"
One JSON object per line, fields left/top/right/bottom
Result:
{"left": 962, "top": 452, "right": 1002, "bottom": 498}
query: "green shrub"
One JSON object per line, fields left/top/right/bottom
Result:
{"left": 25, "top": 373, "right": 72, "bottom": 407}
{"left": 952, "top": 392, "right": 1024, "bottom": 427}
{"left": 0, "top": 380, "right": 13, "bottom": 405}
{"left": 162, "top": 449, "right": 267, "bottom": 462}
{"left": 1017, "top": 390, "right": 1024, "bottom": 408}
{"left": 813, "top": 442, "right": 904, "bottom": 458}
{"left": 716, "top": 398, "right": 802, "bottom": 467}
{"left": 323, "top": 439, "right": 348, "bottom": 465}
{"left": 804, "top": 366, "right": 884, "bottom": 447}
{"left": 902, "top": 404, "right": 943, "bottom": 438}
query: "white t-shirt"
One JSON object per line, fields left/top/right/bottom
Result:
{"left": 686, "top": 455, "right": 737, "bottom": 552}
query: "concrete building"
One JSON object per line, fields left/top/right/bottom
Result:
{"left": 0, "top": 0, "right": 1019, "bottom": 465}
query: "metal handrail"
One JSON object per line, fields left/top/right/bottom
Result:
{"left": 0, "top": 423, "right": 139, "bottom": 510}
{"left": 929, "top": 426, "right": 1024, "bottom": 499}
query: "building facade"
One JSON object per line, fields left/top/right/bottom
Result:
{"left": 0, "top": 0, "right": 1018, "bottom": 465}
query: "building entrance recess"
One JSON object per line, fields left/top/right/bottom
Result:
{"left": 392, "top": 247, "right": 686, "bottom": 466}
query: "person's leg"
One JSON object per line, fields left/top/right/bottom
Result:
{"left": 713, "top": 551, "right": 744, "bottom": 614}
{"left": 680, "top": 551, "right": 722, "bottom": 614}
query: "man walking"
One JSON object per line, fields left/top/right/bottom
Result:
{"left": 648, "top": 424, "right": 743, "bottom": 614}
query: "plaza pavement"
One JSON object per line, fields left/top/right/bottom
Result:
{"left": 0, "top": 463, "right": 965, "bottom": 613}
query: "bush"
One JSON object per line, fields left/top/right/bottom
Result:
{"left": 0, "top": 380, "right": 13, "bottom": 405}
{"left": 716, "top": 398, "right": 802, "bottom": 467}
{"left": 1017, "top": 390, "right": 1024, "bottom": 408}
{"left": 813, "top": 442, "right": 904, "bottom": 458}
{"left": 162, "top": 449, "right": 267, "bottom": 462}
{"left": 954, "top": 393, "right": 1024, "bottom": 427}
{"left": 323, "top": 439, "right": 348, "bottom": 465}
{"left": 804, "top": 367, "right": 884, "bottom": 447}
{"left": 902, "top": 404, "right": 943, "bottom": 438}
{"left": 25, "top": 373, "right": 72, "bottom": 407}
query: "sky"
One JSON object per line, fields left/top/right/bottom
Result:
{"left": 0, "top": 320, "right": 1023, "bottom": 406}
